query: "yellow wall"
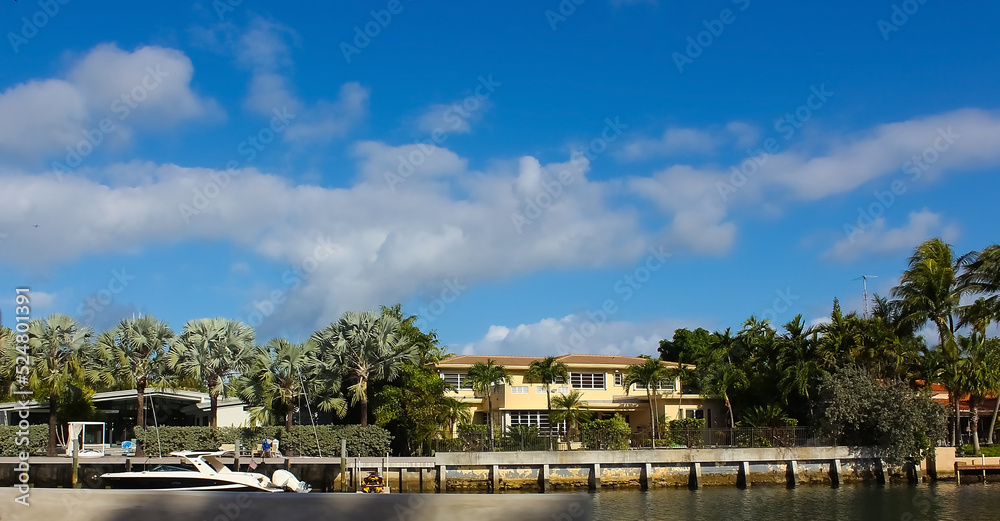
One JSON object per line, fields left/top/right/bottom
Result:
{"left": 439, "top": 365, "right": 725, "bottom": 430}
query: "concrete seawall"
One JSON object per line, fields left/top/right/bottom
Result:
{"left": 0, "top": 446, "right": 914, "bottom": 492}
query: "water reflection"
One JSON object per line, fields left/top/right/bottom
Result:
{"left": 591, "top": 483, "right": 997, "bottom": 521}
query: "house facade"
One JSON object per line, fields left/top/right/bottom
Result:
{"left": 434, "top": 354, "right": 725, "bottom": 435}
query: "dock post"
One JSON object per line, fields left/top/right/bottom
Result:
{"left": 437, "top": 465, "right": 446, "bottom": 492}
{"left": 955, "top": 462, "right": 961, "bottom": 485}
{"left": 419, "top": 467, "right": 425, "bottom": 492}
{"left": 125, "top": 458, "right": 132, "bottom": 472}
{"left": 589, "top": 463, "right": 602, "bottom": 490}
{"left": 540, "top": 464, "right": 549, "bottom": 492}
{"left": 340, "top": 440, "right": 348, "bottom": 493}
{"left": 785, "top": 461, "right": 798, "bottom": 488}
{"left": 399, "top": 468, "right": 406, "bottom": 493}
{"left": 641, "top": 463, "right": 652, "bottom": 490}
{"left": 689, "top": 462, "right": 702, "bottom": 489}
{"left": 737, "top": 462, "right": 750, "bottom": 489}
{"left": 491, "top": 465, "right": 500, "bottom": 492}
{"left": 876, "top": 459, "right": 886, "bottom": 485}
{"left": 829, "top": 459, "right": 841, "bottom": 487}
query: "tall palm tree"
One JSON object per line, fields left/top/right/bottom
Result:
{"left": 96, "top": 315, "right": 175, "bottom": 436}
{"left": 623, "top": 357, "right": 672, "bottom": 443}
{"left": 777, "top": 315, "right": 824, "bottom": 423}
{"left": 0, "top": 326, "right": 14, "bottom": 399}
{"left": 524, "top": 356, "right": 570, "bottom": 445}
{"left": 170, "top": 318, "right": 256, "bottom": 430}
{"left": 311, "top": 310, "right": 416, "bottom": 426}
{"left": 892, "top": 238, "right": 972, "bottom": 446}
{"left": 671, "top": 363, "right": 698, "bottom": 419}
{"left": 960, "top": 244, "right": 1000, "bottom": 297}
{"left": 704, "top": 361, "right": 748, "bottom": 429}
{"left": 239, "top": 338, "right": 330, "bottom": 430}
{"left": 550, "top": 390, "right": 592, "bottom": 450}
{"left": 25, "top": 315, "right": 95, "bottom": 456}
{"left": 465, "top": 359, "right": 512, "bottom": 446}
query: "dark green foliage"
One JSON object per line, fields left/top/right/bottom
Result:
{"left": 818, "top": 366, "right": 946, "bottom": 464}
{"left": 0, "top": 425, "right": 48, "bottom": 456}
{"left": 580, "top": 415, "right": 630, "bottom": 450}
{"left": 133, "top": 424, "right": 392, "bottom": 457}
{"left": 739, "top": 405, "right": 798, "bottom": 427}
{"left": 664, "top": 418, "right": 706, "bottom": 447}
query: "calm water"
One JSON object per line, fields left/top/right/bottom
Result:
{"left": 589, "top": 483, "right": 1000, "bottom": 521}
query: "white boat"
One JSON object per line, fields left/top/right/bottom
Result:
{"left": 101, "top": 451, "right": 310, "bottom": 493}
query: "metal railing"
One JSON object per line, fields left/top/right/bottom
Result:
{"left": 434, "top": 427, "right": 829, "bottom": 453}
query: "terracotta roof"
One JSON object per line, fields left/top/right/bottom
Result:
{"left": 555, "top": 354, "right": 679, "bottom": 367}
{"left": 435, "top": 354, "right": 684, "bottom": 369}
{"left": 436, "top": 355, "right": 542, "bottom": 368}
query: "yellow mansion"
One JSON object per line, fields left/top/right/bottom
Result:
{"left": 434, "top": 354, "right": 725, "bottom": 435}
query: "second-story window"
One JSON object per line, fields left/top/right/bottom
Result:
{"left": 570, "top": 372, "right": 606, "bottom": 389}
{"left": 441, "top": 373, "right": 474, "bottom": 390}
{"left": 511, "top": 385, "right": 529, "bottom": 394}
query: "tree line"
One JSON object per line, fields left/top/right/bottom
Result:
{"left": 659, "top": 238, "right": 1000, "bottom": 457}
{"left": 0, "top": 304, "right": 457, "bottom": 457}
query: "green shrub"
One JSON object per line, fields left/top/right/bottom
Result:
{"left": 134, "top": 425, "right": 392, "bottom": 457}
{"left": 0, "top": 425, "right": 48, "bottom": 456}
{"left": 666, "top": 418, "right": 706, "bottom": 447}
{"left": 580, "top": 415, "right": 630, "bottom": 450}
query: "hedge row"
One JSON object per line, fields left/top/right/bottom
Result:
{"left": 134, "top": 425, "right": 392, "bottom": 457}
{"left": 0, "top": 425, "right": 48, "bottom": 456}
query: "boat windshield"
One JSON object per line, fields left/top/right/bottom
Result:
{"left": 149, "top": 464, "right": 193, "bottom": 472}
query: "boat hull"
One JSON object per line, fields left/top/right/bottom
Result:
{"left": 101, "top": 473, "right": 277, "bottom": 492}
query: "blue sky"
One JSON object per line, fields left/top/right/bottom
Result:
{"left": 0, "top": 0, "right": 997, "bottom": 356}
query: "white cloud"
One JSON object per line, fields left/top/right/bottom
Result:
{"left": 416, "top": 99, "right": 491, "bottom": 135}
{"left": 0, "top": 44, "right": 217, "bottom": 160}
{"left": 825, "top": 209, "right": 961, "bottom": 262}
{"left": 222, "top": 16, "right": 369, "bottom": 143}
{"left": 628, "top": 109, "right": 1000, "bottom": 255}
{"left": 458, "top": 315, "right": 690, "bottom": 357}
{"left": 0, "top": 147, "right": 645, "bottom": 334}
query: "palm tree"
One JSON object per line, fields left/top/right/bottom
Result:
{"left": 170, "top": 318, "right": 256, "bottom": 430}
{"left": 438, "top": 397, "right": 472, "bottom": 439}
{"left": 892, "top": 238, "right": 971, "bottom": 446}
{"left": 777, "top": 316, "right": 823, "bottom": 423}
{"left": 957, "top": 336, "right": 1000, "bottom": 453}
{"left": 671, "top": 363, "right": 698, "bottom": 419}
{"left": 465, "top": 359, "right": 512, "bottom": 447}
{"left": 239, "top": 338, "right": 327, "bottom": 430}
{"left": 704, "top": 361, "right": 748, "bottom": 429}
{"left": 311, "top": 310, "right": 416, "bottom": 426}
{"left": 623, "top": 357, "right": 672, "bottom": 444}
{"left": 25, "top": 315, "right": 95, "bottom": 456}
{"left": 550, "top": 390, "right": 592, "bottom": 450}
{"left": 960, "top": 244, "right": 1000, "bottom": 296}
{"left": 96, "top": 315, "right": 175, "bottom": 436}
{"left": 523, "top": 356, "right": 570, "bottom": 446}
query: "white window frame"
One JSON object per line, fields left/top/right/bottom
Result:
{"left": 570, "top": 372, "right": 606, "bottom": 390}
{"left": 511, "top": 385, "right": 529, "bottom": 394}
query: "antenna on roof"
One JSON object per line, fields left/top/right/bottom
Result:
{"left": 852, "top": 275, "right": 879, "bottom": 318}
